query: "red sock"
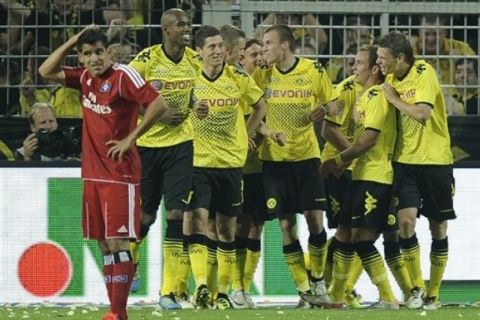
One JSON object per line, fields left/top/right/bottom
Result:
{"left": 103, "top": 255, "right": 114, "bottom": 304}
{"left": 111, "top": 252, "right": 134, "bottom": 319}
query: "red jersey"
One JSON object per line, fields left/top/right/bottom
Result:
{"left": 63, "top": 63, "right": 159, "bottom": 183}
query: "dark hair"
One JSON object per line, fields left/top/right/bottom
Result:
{"left": 76, "top": 29, "right": 109, "bottom": 51}
{"left": 377, "top": 31, "right": 415, "bottom": 65}
{"left": 455, "top": 58, "right": 478, "bottom": 75}
{"left": 264, "top": 24, "right": 296, "bottom": 52}
{"left": 194, "top": 25, "right": 221, "bottom": 49}
{"left": 220, "top": 24, "right": 246, "bottom": 48}
{"left": 245, "top": 38, "right": 262, "bottom": 50}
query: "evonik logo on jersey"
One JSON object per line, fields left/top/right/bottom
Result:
{"left": 200, "top": 98, "right": 239, "bottom": 107}
{"left": 82, "top": 92, "right": 112, "bottom": 114}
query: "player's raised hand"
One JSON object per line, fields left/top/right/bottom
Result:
{"left": 381, "top": 82, "right": 400, "bottom": 104}
{"left": 194, "top": 101, "right": 209, "bottom": 119}
{"left": 106, "top": 137, "right": 134, "bottom": 163}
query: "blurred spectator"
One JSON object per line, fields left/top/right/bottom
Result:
{"left": 445, "top": 58, "right": 479, "bottom": 115}
{"left": 15, "top": 0, "right": 107, "bottom": 55}
{"left": 19, "top": 46, "right": 82, "bottom": 117}
{"left": 0, "top": 0, "right": 31, "bottom": 53}
{"left": 108, "top": 36, "right": 137, "bottom": 64}
{"left": 410, "top": 15, "right": 476, "bottom": 85}
{"left": 0, "top": 49, "right": 20, "bottom": 115}
{"left": 15, "top": 102, "right": 61, "bottom": 161}
{"left": 255, "top": 13, "right": 327, "bottom": 56}
{"left": 294, "top": 42, "right": 316, "bottom": 59}
{"left": 326, "top": 16, "right": 372, "bottom": 83}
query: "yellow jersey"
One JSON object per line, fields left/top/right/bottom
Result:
{"left": 192, "top": 64, "right": 264, "bottom": 168}
{"left": 351, "top": 85, "right": 396, "bottom": 184}
{"left": 255, "top": 58, "right": 337, "bottom": 162}
{"left": 129, "top": 45, "right": 202, "bottom": 148}
{"left": 387, "top": 60, "right": 453, "bottom": 165}
{"left": 20, "top": 86, "right": 82, "bottom": 118}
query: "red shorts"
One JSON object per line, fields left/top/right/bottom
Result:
{"left": 82, "top": 180, "right": 141, "bottom": 240}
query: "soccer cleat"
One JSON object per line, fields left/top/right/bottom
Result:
{"left": 216, "top": 293, "right": 234, "bottom": 310}
{"left": 176, "top": 292, "right": 195, "bottom": 309}
{"left": 423, "top": 296, "right": 441, "bottom": 310}
{"left": 244, "top": 292, "right": 256, "bottom": 309}
{"left": 296, "top": 297, "right": 312, "bottom": 309}
{"left": 300, "top": 291, "right": 343, "bottom": 309}
{"left": 159, "top": 292, "right": 182, "bottom": 310}
{"left": 310, "top": 279, "right": 327, "bottom": 296}
{"left": 406, "top": 287, "right": 425, "bottom": 309}
{"left": 368, "top": 300, "right": 400, "bottom": 310}
{"left": 130, "top": 272, "right": 140, "bottom": 293}
{"left": 345, "top": 290, "right": 364, "bottom": 309}
{"left": 231, "top": 289, "right": 249, "bottom": 309}
{"left": 193, "top": 284, "right": 210, "bottom": 309}
{"left": 102, "top": 311, "right": 123, "bottom": 320}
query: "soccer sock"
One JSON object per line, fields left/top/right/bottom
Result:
{"left": 283, "top": 240, "right": 309, "bottom": 293}
{"left": 206, "top": 236, "right": 218, "bottom": 300}
{"left": 344, "top": 253, "right": 364, "bottom": 295}
{"left": 329, "top": 240, "right": 355, "bottom": 302}
{"left": 232, "top": 236, "right": 247, "bottom": 291}
{"left": 103, "top": 254, "right": 114, "bottom": 304}
{"left": 399, "top": 233, "right": 425, "bottom": 290}
{"left": 324, "top": 237, "right": 337, "bottom": 288}
{"left": 160, "top": 219, "right": 183, "bottom": 296}
{"left": 176, "top": 235, "right": 191, "bottom": 296}
{"left": 428, "top": 237, "right": 449, "bottom": 299}
{"left": 243, "top": 238, "right": 261, "bottom": 293}
{"left": 384, "top": 240, "right": 413, "bottom": 298}
{"left": 354, "top": 241, "right": 396, "bottom": 303}
{"left": 111, "top": 251, "right": 135, "bottom": 319}
{"left": 129, "top": 239, "right": 142, "bottom": 266}
{"left": 308, "top": 230, "right": 328, "bottom": 280}
{"left": 188, "top": 233, "right": 208, "bottom": 287}
{"left": 217, "top": 240, "right": 236, "bottom": 295}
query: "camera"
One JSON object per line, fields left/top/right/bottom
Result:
{"left": 36, "top": 126, "right": 81, "bottom": 159}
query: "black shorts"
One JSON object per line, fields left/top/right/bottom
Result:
{"left": 243, "top": 173, "right": 275, "bottom": 223}
{"left": 262, "top": 159, "right": 326, "bottom": 215}
{"left": 351, "top": 181, "right": 397, "bottom": 231}
{"left": 139, "top": 140, "right": 193, "bottom": 214}
{"left": 190, "top": 167, "right": 243, "bottom": 217}
{"left": 393, "top": 163, "right": 456, "bottom": 221}
{"left": 325, "top": 170, "right": 353, "bottom": 228}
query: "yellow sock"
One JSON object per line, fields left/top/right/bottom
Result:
{"left": 283, "top": 240, "right": 309, "bottom": 292}
{"left": 344, "top": 254, "right": 363, "bottom": 294}
{"left": 329, "top": 241, "right": 355, "bottom": 302}
{"left": 160, "top": 220, "right": 184, "bottom": 296}
{"left": 206, "top": 239, "right": 218, "bottom": 300}
{"left": 232, "top": 244, "right": 247, "bottom": 291}
{"left": 129, "top": 239, "right": 142, "bottom": 265}
{"left": 428, "top": 238, "right": 449, "bottom": 298}
{"left": 400, "top": 234, "right": 425, "bottom": 290}
{"left": 355, "top": 241, "right": 396, "bottom": 303}
{"left": 324, "top": 237, "right": 336, "bottom": 288}
{"left": 176, "top": 245, "right": 191, "bottom": 295}
{"left": 217, "top": 241, "right": 236, "bottom": 294}
{"left": 243, "top": 238, "right": 261, "bottom": 293}
{"left": 188, "top": 234, "right": 208, "bottom": 287}
{"left": 308, "top": 231, "right": 328, "bottom": 279}
{"left": 304, "top": 252, "right": 311, "bottom": 272}
{"left": 384, "top": 241, "right": 413, "bottom": 297}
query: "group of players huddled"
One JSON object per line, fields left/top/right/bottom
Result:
{"left": 39, "top": 7, "right": 456, "bottom": 319}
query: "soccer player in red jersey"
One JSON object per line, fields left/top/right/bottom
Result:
{"left": 39, "top": 26, "right": 169, "bottom": 320}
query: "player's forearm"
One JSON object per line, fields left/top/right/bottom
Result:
{"left": 130, "top": 95, "right": 168, "bottom": 140}
{"left": 38, "top": 33, "right": 80, "bottom": 82}
{"left": 337, "top": 130, "right": 378, "bottom": 163}
{"left": 322, "top": 121, "right": 350, "bottom": 152}
{"left": 391, "top": 99, "right": 431, "bottom": 124}
{"left": 246, "top": 100, "right": 267, "bottom": 137}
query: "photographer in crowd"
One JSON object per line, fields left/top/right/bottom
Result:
{"left": 15, "top": 102, "right": 79, "bottom": 161}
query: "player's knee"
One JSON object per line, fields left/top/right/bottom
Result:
{"left": 398, "top": 218, "right": 415, "bottom": 236}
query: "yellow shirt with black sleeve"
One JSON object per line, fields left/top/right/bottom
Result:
{"left": 129, "top": 45, "right": 202, "bottom": 148}
{"left": 192, "top": 65, "right": 264, "bottom": 168}
{"left": 351, "top": 85, "right": 396, "bottom": 185}
{"left": 321, "top": 75, "right": 362, "bottom": 162}
{"left": 386, "top": 60, "right": 453, "bottom": 165}
{"left": 255, "top": 58, "right": 337, "bottom": 162}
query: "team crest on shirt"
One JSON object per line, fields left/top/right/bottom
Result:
{"left": 100, "top": 81, "right": 112, "bottom": 93}
{"left": 266, "top": 197, "right": 277, "bottom": 209}
{"left": 295, "top": 77, "right": 307, "bottom": 85}
{"left": 151, "top": 80, "right": 163, "bottom": 90}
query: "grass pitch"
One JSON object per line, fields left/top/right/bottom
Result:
{"left": 1, "top": 305, "right": 479, "bottom": 320}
